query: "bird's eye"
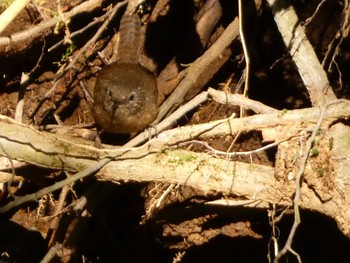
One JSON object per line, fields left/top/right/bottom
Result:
{"left": 128, "top": 94, "right": 135, "bottom": 102}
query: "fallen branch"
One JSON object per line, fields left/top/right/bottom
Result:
{"left": 0, "top": 0, "right": 104, "bottom": 55}
{"left": 0, "top": 157, "right": 111, "bottom": 214}
{"left": 275, "top": 100, "right": 332, "bottom": 262}
{"left": 155, "top": 0, "right": 223, "bottom": 102}
{"left": 0, "top": 100, "right": 348, "bottom": 233}
{"left": 208, "top": 88, "right": 278, "bottom": 114}
{"left": 0, "top": 100, "right": 348, "bottom": 171}
{"left": 266, "top": 0, "right": 336, "bottom": 106}
{"left": 265, "top": 1, "right": 341, "bottom": 259}
{"left": 154, "top": 17, "right": 239, "bottom": 123}
{"left": 155, "top": 99, "right": 349, "bottom": 143}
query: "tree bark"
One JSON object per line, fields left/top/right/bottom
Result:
{"left": 0, "top": 100, "right": 349, "bottom": 235}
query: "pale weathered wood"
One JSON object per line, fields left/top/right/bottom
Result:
{"left": 266, "top": 0, "right": 337, "bottom": 106}
{"left": 0, "top": 100, "right": 348, "bottom": 171}
{"left": 0, "top": 0, "right": 31, "bottom": 34}
{"left": 0, "top": 100, "right": 350, "bottom": 235}
{"left": 0, "top": 0, "right": 104, "bottom": 55}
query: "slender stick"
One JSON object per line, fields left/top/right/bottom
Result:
{"left": 0, "top": 0, "right": 30, "bottom": 34}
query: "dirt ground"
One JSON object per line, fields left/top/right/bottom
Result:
{"left": 0, "top": 0, "right": 350, "bottom": 262}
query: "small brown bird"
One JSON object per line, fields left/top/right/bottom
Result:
{"left": 92, "top": 13, "right": 158, "bottom": 134}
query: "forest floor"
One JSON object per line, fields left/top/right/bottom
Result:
{"left": 0, "top": 0, "right": 350, "bottom": 262}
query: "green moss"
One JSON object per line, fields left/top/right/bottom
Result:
{"left": 328, "top": 137, "right": 334, "bottom": 150}
{"left": 340, "top": 134, "right": 350, "bottom": 150}
{"left": 155, "top": 149, "right": 169, "bottom": 160}
{"left": 0, "top": 0, "right": 14, "bottom": 9}
{"left": 168, "top": 151, "right": 196, "bottom": 165}
{"left": 278, "top": 109, "right": 288, "bottom": 117}
{"left": 310, "top": 148, "right": 319, "bottom": 157}
{"left": 61, "top": 43, "right": 76, "bottom": 61}
{"left": 316, "top": 165, "right": 326, "bottom": 177}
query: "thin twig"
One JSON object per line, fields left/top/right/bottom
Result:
{"left": 274, "top": 100, "right": 342, "bottom": 262}
{"left": 304, "top": 0, "right": 328, "bottom": 26}
{"left": 238, "top": 0, "right": 250, "bottom": 98}
{"left": 208, "top": 88, "right": 278, "bottom": 114}
{"left": 30, "top": 0, "right": 127, "bottom": 119}
{"left": 0, "top": 0, "right": 105, "bottom": 54}
{"left": 47, "top": 7, "right": 113, "bottom": 52}
{"left": 0, "top": 143, "right": 16, "bottom": 196}
{"left": 127, "top": 81, "right": 277, "bottom": 147}
{"left": 176, "top": 136, "right": 297, "bottom": 157}
{"left": 0, "top": 158, "right": 111, "bottom": 213}
{"left": 40, "top": 242, "right": 62, "bottom": 263}
{"left": 125, "top": 91, "right": 209, "bottom": 147}
{"left": 156, "top": 183, "right": 175, "bottom": 208}
{"left": 47, "top": 184, "right": 70, "bottom": 247}
{"left": 48, "top": 0, "right": 127, "bottom": 94}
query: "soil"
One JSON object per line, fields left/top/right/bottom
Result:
{"left": 0, "top": 0, "right": 349, "bottom": 262}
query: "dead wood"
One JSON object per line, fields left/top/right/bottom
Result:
{"left": 0, "top": 100, "right": 348, "bottom": 171}
{"left": 0, "top": 99, "right": 349, "bottom": 235}
{"left": 266, "top": 0, "right": 337, "bottom": 105}
{"left": 265, "top": 1, "right": 341, "bottom": 257}
{"left": 0, "top": 1, "right": 349, "bottom": 261}
{"left": 155, "top": 0, "right": 223, "bottom": 102}
{"left": 0, "top": 0, "right": 104, "bottom": 56}
{"left": 154, "top": 17, "right": 239, "bottom": 123}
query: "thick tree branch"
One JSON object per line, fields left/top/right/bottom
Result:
{"left": 266, "top": 0, "right": 337, "bottom": 105}
{"left": 0, "top": 100, "right": 348, "bottom": 171}
{"left": 154, "top": 17, "right": 239, "bottom": 123}
{"left": 0, "top": 100, "right": 349, "bottom": 235}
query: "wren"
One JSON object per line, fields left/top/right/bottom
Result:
{"left": 92, "top": 14, "right": 158, "bottom": 134}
